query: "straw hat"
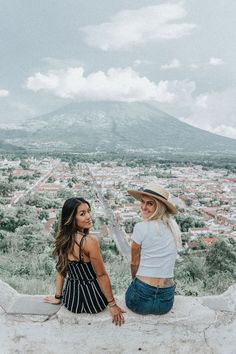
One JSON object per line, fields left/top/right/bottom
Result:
{"left": 128, "top": 183, "right": 177, "bottom": 214}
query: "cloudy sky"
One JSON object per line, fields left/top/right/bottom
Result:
{"left": 0, "top": 0, "right": 236, "bottom": 139}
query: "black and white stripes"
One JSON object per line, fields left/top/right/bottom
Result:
{"left": 63, "top": 260, "right": 108, "bottom": 313}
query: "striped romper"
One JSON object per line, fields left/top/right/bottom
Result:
{"left": 63, "top": 235, "right": 108, "bottom": 313}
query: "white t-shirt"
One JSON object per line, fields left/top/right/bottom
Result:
{"left": 132, "top": 220, "right": 177, "bottom": 278}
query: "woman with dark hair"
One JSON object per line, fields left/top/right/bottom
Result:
{"left": 125, "top": 183, "right": 182, "bottom": 315}
{"left": 44, "top": 197, "right": 125, "bottom": 326}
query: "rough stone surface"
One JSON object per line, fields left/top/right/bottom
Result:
{"left": 200, "top": 284, "right": 236, "bottom": 312}
{"left": 0, "top": 307, "right": 4, "bottom": 315}
{"left": 0, "top": 279, "right": 18, "bottom": 311}
{"left": 0, "top": 280, "right": 235, "bottom": 354}
{"left": 7, "top": 295, "right": 62, "bottom": 316}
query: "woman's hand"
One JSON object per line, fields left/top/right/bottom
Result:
{"left": 109, "top": 304, "right": 125, "bottom": 326}
{"left": 43, "top": 295, "right": 62, "bottom": 305}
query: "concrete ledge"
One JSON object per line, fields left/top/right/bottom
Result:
{"left": 199, "top": 284, "right": 236, "bottom": 312}
{"left": 7, "top": 295, "right": 62, "bottom": 316}
{"left": 0, "top": 279, "right": 18, "bottom": 311}
{"left": 0, "top": 280, "right": 236, "bottom": 354}
{"left": 56, "top": 295, "right": 216, "bottom": 331}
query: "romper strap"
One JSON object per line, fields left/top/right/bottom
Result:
{"left": 74, "top": 234, "right": 86, "bottom": 262}
{"left": 78, "top": 234, "right": 86, "bottom": 262}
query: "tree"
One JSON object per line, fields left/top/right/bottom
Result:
{"left": 8, "top": 173, "right": 14, "bottom": 183}
{"left": 47, "top": 176, "right": 55, "bottom": 183}
{"left": 185, "top": 199, "right": 193, "bottom": 207}
{"left": 103, "top": 190, "right": 113, "bottom": 200}
{"left": 24, "top": 193, "right": 61, "bottom": 209}
{"left": 206, "top": 239, "right": 236, "bottom": 275}
{"left": 175, "top": 255, "right": 206, "bottom": 282}
{"left": 57, "top": 189, "right": 73, "bottom": 199}
{"left": 175, "top": 215, "right": 205, "bottom": 232}
{"left": 71, "top": 176, "right": 79, "bottom": 184}
{"left": 38, "top": 210, "right": 49, "bottom": 221}
{"left": 0, "top": 214, "right": 18, "bottom": 232}
{"left": 127, "top": 196, "right": 135, "bottom": 204}
{"left": 98, "top": 216, "right": 109, "bottom": 225}
{"left": 0, "top": 231, "right": 9, "bottom": 253}
{"left": 175, "top": 215, "right": 195, "bottom": 232}
{"left": 0, "top": 181, "right": 14, "bottom": 197}
{"left": 19, "top": 160, "right": 30, "bottom": 170}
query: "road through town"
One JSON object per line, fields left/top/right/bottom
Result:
{"left": 87, "top": 165, "right": 131, "bottom": 261}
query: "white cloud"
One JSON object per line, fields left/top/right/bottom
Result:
{"left": 134, "top": 59, "right": 142, "bottom": 66}
{"left": 183, "top": 88, "right": 236, "bottom": 139}
{"left": 189, "top": 57, "right": 224, "bottom": 70}
{"left": 169, "top": 79, "right": 196, "bottom": 103}
{"left": 26, "top": 67, "right": 175, "bottom": 102}
{"left": 161, "top": 59, "right": 181, "bottom": 70}
{"left": 195, "top": 94, "right": 208, "bottom": 108}
{"left": 26, "top": 65, "right": 236, "bottom": 140}
{"left": 212, "top": 125, "right": 236, "bottom": 139}
{"left": 81, "top": 3, "right": 196, "bottom": 50}
{"left": 133, "top": 59, "right": 152, "bottom": 67}
{"left": 27, "top": 72, "right": 60, "bottom": 91}
{"left": 25, "top": 67, "right": 196, "bottom": 104}
{"left": 208, "top": 57, "right": 224, "bottom": 66}
{"left": 189, "top": 63, "right": 199, "bottom": 70}
{"left": 0, "top": 89, "right": 9, "bottom": 97}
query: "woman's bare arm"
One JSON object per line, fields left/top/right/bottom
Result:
{"left": 131, "top": 241, "right": 141, "bottom": 279}
{"left": 87, "top": 236, "right": 116, "bottom": 301}
{"left": 44, "top": 272, "right": 65, "bottom": 304}
{"left": 55, "top": 271, "right": 65, "bottom": 295}
{"left": 86, "top": 236, "right": 125, "bottom": 326}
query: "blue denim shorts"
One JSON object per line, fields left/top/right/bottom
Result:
{"left": 125, "top": 278, "right": 176, "bottom": 315}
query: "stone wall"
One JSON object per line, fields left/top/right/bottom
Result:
{"left": 0, "top": 279, "right": 235, "bottom": 354}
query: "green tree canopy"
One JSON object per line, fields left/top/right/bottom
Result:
{"left": 206, "top": 239, "right": 236, "bottom": 275}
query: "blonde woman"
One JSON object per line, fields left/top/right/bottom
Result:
{"left": 125, "top": 183, "right": 182, "bottom": 315}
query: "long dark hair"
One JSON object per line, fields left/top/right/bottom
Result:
{"left": 53, "top": 197, "right": 91, "bottom": 276}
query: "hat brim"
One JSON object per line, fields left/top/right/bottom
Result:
{"left": 128, "top": 189, "right": 177, "bottom": 214}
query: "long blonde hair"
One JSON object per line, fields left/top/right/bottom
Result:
{"left": 148, "top": 199, "right": 182, "bottom": 250}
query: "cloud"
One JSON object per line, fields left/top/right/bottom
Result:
{"left": 167, "top": 79, "right": 196, "bottom": 104}
{"left": 26, "top": 66, "right": 187, "bottom": 103}
{"left": 133, "top": 59, "right": 152, "bottom": 67}
{"left": 212, "top": 125, "right": 236, "bottom": 139}
{"left": 208, "top": 57, "right": 224, "bottom": 66}
{"left": 26, "top": 67, "right": 196, "bottom": 106}
{"left": 0, "top": 89, "right": 9, "bottom": 97}
{"left": 81, "top": 3, "right": 196, "bottom": 50}
{"left": 0, "top": 99, "right": 37, "bottom": 124}
{"left": 189, "top": 63, "right": 199, "bottom": 70}
{"left": 189, "top": 57, "right": 224, "bottom": 70}
{"left": 182, "top": 88, "right": 236, "bottom": 139}
{"left": 195, "top": 94, "right": 208, "bottom": 108}
{"left": 161, "top": 59, "right": 181, "bottom": 70}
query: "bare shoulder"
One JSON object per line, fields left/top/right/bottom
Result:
{"left": 85, "top": 234, "right": 100, "bottom": 248}
{"left": 84, "top": 234, "right": 101, "bottom": 257}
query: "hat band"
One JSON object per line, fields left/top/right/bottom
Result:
{"left": 143, "top": 189, "right": 167, "bottom": 201}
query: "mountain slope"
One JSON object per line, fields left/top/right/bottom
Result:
{"left": 1, "top": 101, "right": 236, "bottom": 153}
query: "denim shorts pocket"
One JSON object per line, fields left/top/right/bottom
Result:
{"left": 125, "top": 284, "right": 152, "bottom": 314}
{"left": 125, "top": 284, "right": 143, "bottom": 312}
{"left": 156, "top": 285, "right": 175, "bottom": 315}
{"left": 133, "top": 285, "right": 151, "bottom": 299}
{"left": 159, "top": 285, "right": 175, "bottom": 302}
